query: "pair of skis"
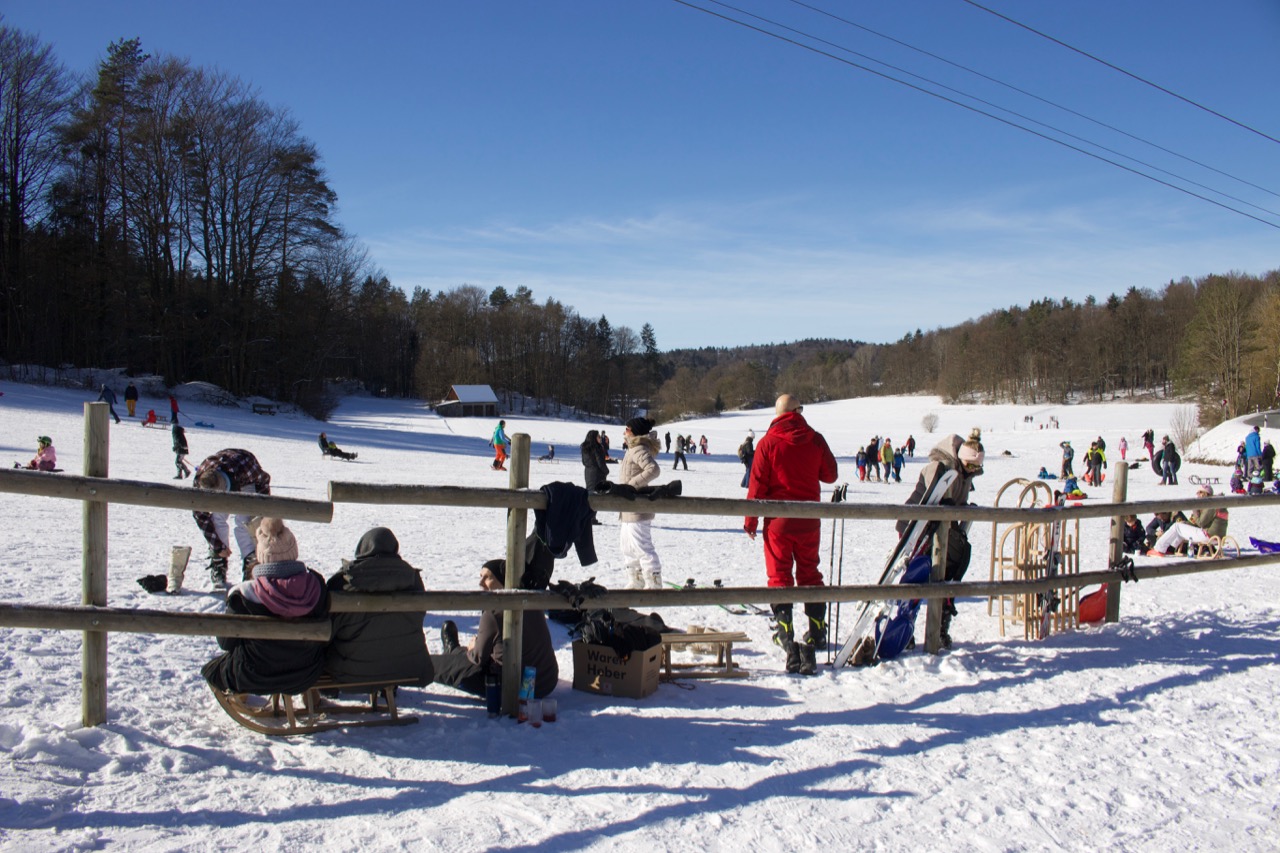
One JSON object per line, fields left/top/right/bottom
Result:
{"left": 666, "top": 578, "right": 770, "bottom": 616}
{"left": 1038, "top": 491, "right": 1067, "bottom": 639}
{"left": 833, "top": 469, "right": 959, "bottom": 668}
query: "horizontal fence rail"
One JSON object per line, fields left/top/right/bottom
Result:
{"left": 0, "top": 469, "right": 333, "bottom": 522}
{"left": 5, "top": 553, "right": 1275, "bottom": 642}
{"left": 0, "top": 603, "right": 332, "bottom": 640}
{"left": 328, "top": 480, "right": 1279, "bottom": 522}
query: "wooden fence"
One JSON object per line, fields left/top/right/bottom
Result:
{"left": 2, "top": 402, "right": 1279, "bottom": 725}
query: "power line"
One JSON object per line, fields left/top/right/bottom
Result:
{"left": 668, "top": 0, "right": 1280, "bottom": 229}
{"left": 712, "top": 0, "right": 1280, "bottom": 219}
{"left": 959, "top": 0, "right": 1280, "bottom": 147}
{"left": 786, "top": 0, "right": 1280, "bottom": 199}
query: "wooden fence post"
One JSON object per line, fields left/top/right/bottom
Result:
{"left": 501, "top": 433, "right": 531, "bottom": 716}
{"left": 1106, "top": 462, "right": 1128, "bottom": 622}
{"left": 924, "top": 522, "right": 952, "bottom": 653}
{"left": 82, "top": 402, "right": 109, "bottom": 727}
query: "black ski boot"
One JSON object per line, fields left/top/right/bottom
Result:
{"left": 208, "top": 553, "right": 228, "bottom": 589}
{"left": 939, "top": 599, "right": 957, "bottom": 649}
{"left": 772, "top": 604, "right": 801, "bottom": 674}
{"left": 803, "top": 602, "right": 828, "bottom": 648}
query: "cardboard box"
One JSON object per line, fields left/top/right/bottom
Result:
{"left": 572, "top": 640, "right": 662, "bottom": 699}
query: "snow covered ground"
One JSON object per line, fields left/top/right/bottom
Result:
{"left": 1, "top": 379, "right": 1278, "bottom": 851}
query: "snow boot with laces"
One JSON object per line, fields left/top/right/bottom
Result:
{"left": 772, "top": 604, "right": 802, "bottom": 674}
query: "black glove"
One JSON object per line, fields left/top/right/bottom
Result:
{"left": 608, "top": 482, "right": 638, "bottom": 500}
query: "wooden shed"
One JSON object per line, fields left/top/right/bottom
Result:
{"left": 436, "top": 384, "right": 499, "bottom": 418}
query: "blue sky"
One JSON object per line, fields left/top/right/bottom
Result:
{"left": 6, "top": 1, "right": 1278, "bottom": 349}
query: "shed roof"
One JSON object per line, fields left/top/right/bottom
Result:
{"left": 446, "top": 384, "right": 499, "bottom": 404}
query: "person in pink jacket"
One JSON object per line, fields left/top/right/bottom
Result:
{"left": 20, "top": 436, "right": 57, "bottom": 471}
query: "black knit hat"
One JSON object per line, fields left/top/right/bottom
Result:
{"left": 482, "top": 558, "right": 506, "bottom": 584}
{"left": 626, "top": 417, "right": 653, "bottom": 436}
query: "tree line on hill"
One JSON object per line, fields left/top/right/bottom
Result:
{"left": 3, "top": 28, "right": 1277, "bottom": 426}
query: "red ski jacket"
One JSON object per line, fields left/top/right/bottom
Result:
{"left": 745, "top": 411, "right": 838, "bottom": 534}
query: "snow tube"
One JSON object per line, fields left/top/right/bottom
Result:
{"left": 1151, "top": 448, "right": 1182, "bottom": 476}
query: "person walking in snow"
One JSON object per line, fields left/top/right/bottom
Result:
{"left": 866, "top": 437, "right": 882, "bottom": 482}
{"left": 745, "top": 394, "right": 838, "bottom": 676}
{"left": 1142, "top": 428, "right": 1155, "bottom": 460}
{"left": 1118, "top": 436, "right": 1128, "bottom": 461}
{"left": 618, "top": 417, "right": 664, "bottom": 589}
{"left": 192, "top": 448, "right": 272, "bottom": 587}
{"left": 169, "top": 394, "right": 181, "bottom": 424}
{"left": 738, "top": 432, "right": 755, "bottom": 489}
{"left": 880, "top": 439, "right": 895, "bottom": 483}
{"left": 96, "top": 384, "right": 121, "bottom": 424}
{"left": 672, "top": 434, "right": 689, "bottom": 471}
{"left": 490, "top": 420, "right": 510, "bottom": 471}
{"left": 172, "top": 424, "right": 191, "bottom": 479}
{"left": 906, "top": 435, "right": 916, "bottom": 458}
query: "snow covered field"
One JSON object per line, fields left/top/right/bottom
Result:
{"left": 1, "top": 379, "right": 1278, "bottom": 852}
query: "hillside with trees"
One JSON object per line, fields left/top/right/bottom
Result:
{"left": 3, "top": 27, "right": 1278, "bottom": 426}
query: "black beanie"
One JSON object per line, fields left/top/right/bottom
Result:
{"left": 626, "top": 417, "right": 653, "bottom": 436}
{"left": 482, "top": 558, "right": 506, "bottom": 584}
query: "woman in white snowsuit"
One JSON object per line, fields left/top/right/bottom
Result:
{"left": 618, "top": 417, "right": 663, "bottom": 589}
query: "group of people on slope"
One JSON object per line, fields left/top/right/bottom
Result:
{"left": 854, "top": 435, "right": 913, "bottom": 483}
{"left": 201, "top": 520, "right": 558, "bottom": 704}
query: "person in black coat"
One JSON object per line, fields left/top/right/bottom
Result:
{"left": 202, "top": 518, "right": 330, "bottom": 695}
{"left": 324, "top": 527, "right": 433, "bottom": 687}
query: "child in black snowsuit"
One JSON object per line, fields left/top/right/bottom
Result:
{"left": 172, "top": 424, "right": 191, "bottom": 479}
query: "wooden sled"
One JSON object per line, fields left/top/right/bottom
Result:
{"left": 659, "top": 631, "right": 751, "bottom": 680}
{"left": 210, "top": 676, "right": 420, "bottom": 735}
{"left": 1192, "top": 535, "right": 1241, "bottom": 560}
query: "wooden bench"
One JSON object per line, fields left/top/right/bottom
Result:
{"left": 659, "top": 631, "right": 751, "bottom": 681}
{"left": 210, "top": 676, "right": 421, "bottom": 735}
{"left": 251, "top": 403, "right": 277, "bottom": 416}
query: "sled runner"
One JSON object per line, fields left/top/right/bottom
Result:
{"left": 210, "top": 676, "right": 421, "bottom": 736}
{"left": 660, "top": 631, "right": 752, "bottom": 680}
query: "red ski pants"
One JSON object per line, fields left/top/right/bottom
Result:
{"left": 762, "top": 519, "right": 825, "bottom": 588}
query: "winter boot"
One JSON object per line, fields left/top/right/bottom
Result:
{"left": 208, "top": 552, "right": 228, "bottom": 589}
{"left": 939, "top": 599, "right": 957, "bottom": 649}
{"left": 803, "top": 602, "right": 828, "bottom": 648}
{"left": 167, "top": 545, "right": 191, "bottom": 595}
{"left": 772, "top": 604, "right": 801, "bottom": 673}
{"left": 242, "top": 555, "right": 258, "bottom": 582}
{"left": 797, "top": 642, "right": 819, "bottom": 676}
{"left": 645, "top": 570, "right": 664, "bottom": 590}
{"left": 441, "top": 620, "right": 460, "bottom": 653}
{"left": 627, "top": 567, "right": 645, "bottom": 590}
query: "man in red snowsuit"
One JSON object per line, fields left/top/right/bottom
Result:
{"left": 745, "top": 394, "right": 838, "bottom": 675}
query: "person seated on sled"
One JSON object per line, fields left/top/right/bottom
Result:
{"left": 431, "top": 558, "right": 559, "bottom": 701}
{"left": 1148, "top": 485, "right": 1229, "bottom": 556}
{"left": 539, "top": 444, "right": 555, "bottom": 461}
{"left": 21, "top": 436, "right": 57, "bottom": 471}
{"left": 201, "top": 518, "right": 330, "bottom": 695}
{"left": 142, "top": 409, "right": 158, "bottom": 427}
{"left": 1121, "top": 515, "right": 1146, "bottom": 554}
{"left": 1061, "top": 474, "right": 1084, "bottom": 498}
{"left": 324, "top": 527, "right": 434, "bottom": 689}
{"left": 318, "top": 431, "right": 357, "bottom": 460}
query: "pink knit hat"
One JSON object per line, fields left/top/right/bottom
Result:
{"left": 255, "top": 517, "right": 299, "bottom": 564}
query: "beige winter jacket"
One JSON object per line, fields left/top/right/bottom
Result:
{"left": 618, "top": 433, "right": 661, "bottom": 523}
